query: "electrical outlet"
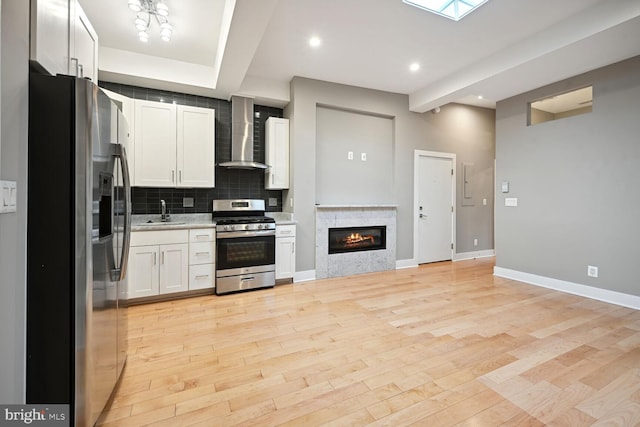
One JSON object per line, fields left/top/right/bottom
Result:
{"left": 182, "top": 197, "right": 194, "bottom": 208}
{"left": 268, "top": 197, "right": 277, "bottom": 207}
{"left": 587, "top": 265, "right": 599, "bottom": 278}
{"left": 474, "top": 238, "right": 478, "bottom": 246}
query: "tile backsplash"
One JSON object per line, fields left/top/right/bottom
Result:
{"left": 99, "top": 81, "right": 284, "bottom": 214}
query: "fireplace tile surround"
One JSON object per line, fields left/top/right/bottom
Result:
{"left": 316, "top": 205, "right": 397, "bottom": 279}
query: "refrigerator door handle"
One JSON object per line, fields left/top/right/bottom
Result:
{"left": 111, "top": 144, "right": 132, "bottom": 281}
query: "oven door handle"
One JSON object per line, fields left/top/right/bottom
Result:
{"left": 216, "top": 229, "right": 276, "bottom": 239}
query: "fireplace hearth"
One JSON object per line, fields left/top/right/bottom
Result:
{"left": 329, "top": 226, "right": 386, "bottom": 254}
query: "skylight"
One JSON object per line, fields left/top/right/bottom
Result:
{"left": 403, "top": 0, "right": 489, "bottom": 21}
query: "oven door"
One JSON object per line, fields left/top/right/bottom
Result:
{"left": 216, "top": 230, "right": 276, "bottom": 275}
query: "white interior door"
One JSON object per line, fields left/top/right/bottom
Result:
{"left": 416, "top": 153, "right": 455, "bottom": 264}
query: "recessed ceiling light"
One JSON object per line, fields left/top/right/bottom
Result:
{"left": 409, "top": 63, "right": 420, "bottom": 72}
{"left": 477, "top": 95, "right": 483, "bottom": 99}
{"left": 309, "top": 36, "right": 321, "bottom": 47}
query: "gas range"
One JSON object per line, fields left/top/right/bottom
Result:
{"left": 212, "top": 199, "right": 276, "bottom": 294}
{"left": 214, "top": 216, "right": 276, "bottom": 232}
{"left": 212, "top": 199, "right": 276, "bottom": 232}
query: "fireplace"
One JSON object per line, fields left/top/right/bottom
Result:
{"left": 328, "top": 226, "right": 386, "bottom": 254}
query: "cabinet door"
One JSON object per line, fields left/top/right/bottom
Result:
{"left": 176, "top": 105, "right": 215, "bottom": 188}
{"left": 276, "top": 237, "right": 295, "bottom": 280}
{"left": 30, "top": 0, "right": 71, "bottom": 77}
{"left": 72, "top": 1, "right": 98, "bottom": 82}
{"left": 127, "top": 246, "right": 160, "bottom": 298}
{"left": 103, "top": 89, "right": 135, "bottom": 185}
{"left": 134, "top": 100, "right": 177, "bottom": 187}
{"left": 265, "top": 118, "right": 290, "bottom": 189}
{"left": 159, "top": 243, "right": 189, "bottom": 294}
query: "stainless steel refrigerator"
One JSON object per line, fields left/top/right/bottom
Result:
{"left": 27, "top": 71, "right": 132, "bottom": 426}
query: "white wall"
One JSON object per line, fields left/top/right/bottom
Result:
{"left": 286, "top": 77, "right": 495, "bottom": 273}
{"left": 316, "top": 106, "right": 394, "bottom": 205}
{"left": 495, "top": 56, "right": 640, "bottom": 297}
{"left": 0, "top": 0, "right": 29, "bottom": 403}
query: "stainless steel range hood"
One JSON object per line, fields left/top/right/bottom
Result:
{"left": 218, "top": 95, "right": 269, "bottom": 169}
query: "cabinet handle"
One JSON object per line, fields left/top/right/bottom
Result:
{"left": 179, "top": 170, "right": 182, "bottom": 183}
{"left": 161, "top": 251, "right": 165, "bottom": 265}
{"left": 292, "top": 242, "right": 295, "bottom": 254}
{"left": 195, "top": 274, "right": 209, "bottom": 279}
{"left": 70, "top": 57, "right": 79, "bottom": 76}
{"left": 78, "top": 64, "right": 84, "bottom": 78}
{"left": 171, "top": 170, "right": 175, "bottom": 183}
{"left": 271, "top": 174, "right": 274, "bottom": 185}
{"left": 196, "top": 234, "right": 208, "bottom": 240}
{"left": 153, "top": 253, "right": 157, "bottom": 265}
{"left": 281, "top": 230, "right": 292, "bottom": 234}
{"left": 196, "top": 252, "right": 209, "bottom": 256}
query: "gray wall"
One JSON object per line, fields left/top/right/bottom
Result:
{"left": 286, "top": 77, "right": 495, "bottom": 272}
{"left": 316, "top": 106, "right": 394, "bottom": 205}
{"left": 495, "top": 55, "right": 640, "bottom": 296}
{"left": 0, "top": 0, "right": 29, "bottom": 403}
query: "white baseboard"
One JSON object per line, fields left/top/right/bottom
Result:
{"left": 454, "top": 249, "right": 495, "bottom": 262}
{"left": 396, "top": 259, "right": 418, "bottom": 269}
{"left": 293, "top": 270, "right": 316, "bottom": 283}
{"left": 494, "top": 266, "right": 640, "bottom": 311}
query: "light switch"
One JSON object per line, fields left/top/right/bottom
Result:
{"left": 361, "top": 153, "right": 367, "bottom": 161}
{"left": 347, "top": 151, "right": 354, "bottom": 160}
{"left": 505, "top": 197, "right": 518, "bottom": 207}
{"left": 0, "top": 180, "right": 17, "bottom": 214}
{"left": 501, "top": 181, "right": 510, "bottom": 193}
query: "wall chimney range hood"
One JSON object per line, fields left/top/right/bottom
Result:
{"left": 218, "top": 95, "right": 269, "bottom": 170}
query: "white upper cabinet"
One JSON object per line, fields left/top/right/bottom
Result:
{"left": 71, "top": 2, "right": 99, "bottom": 82}
{"left": 30, "top": 0, "right": 99, "bottom": 82}
{"left": 134, "top": 100, "right": 178, "bottom": 187}
{"left": 102, "top": 89, "right": 135, "bottom": 184}
{"left": 265, "top": 117, "right": 290, "bottom": 189}
{"left": 134, "top": 100, "right": 215, "bottom": 188}
{"left": 30, "top": 0, "right": 70, "bottom": 77}
{"left": 177, "top": 106, "right": 216, "bottom": 188}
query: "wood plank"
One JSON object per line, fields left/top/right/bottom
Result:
{"left": 96, "top": 257, "right": 640, "bottom": 426}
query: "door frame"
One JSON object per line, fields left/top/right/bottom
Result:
{"left": 413, "top": 150, "right": 457, "bottom": 264}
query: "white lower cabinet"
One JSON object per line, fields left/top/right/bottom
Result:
{"left": 128, "top": 245, "right": 160, "bottom": 298}
{"left": 158, "top": 243, "right": 189, "bottom": 294}
{"left": 127, "top": 230, "right": 189, "bottom": 299}
{"left": 275, "top": 225, "right": 296, "bottom": 280}
{"left": 188, "top": 229, "right": 216, "bottom": 290}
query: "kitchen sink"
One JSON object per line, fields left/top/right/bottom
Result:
{"left": 138, "top": 220, "right": 185, "bottom": 226}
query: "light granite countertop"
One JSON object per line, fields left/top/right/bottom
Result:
{"left": 131, "top": 214, "right": 215, "bottom": 231}
{"left": 266, "top": 212, "right": 296, "bottom": 225}
{"left": 131, "top": 212, "right": 296, "bottom": 231}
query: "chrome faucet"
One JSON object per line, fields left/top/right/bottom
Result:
{"left": 160, "top": 199, "right": 170, "bottom": 222}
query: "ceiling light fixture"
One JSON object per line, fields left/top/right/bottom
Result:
{"left": 410, "top": 62, "right": 420, "bottom": 72}
{"left": 130, "top": 0, "right": 173, "bottom": 43}
{"left": 309, "top": 36, "right": 321, "bottom": 47}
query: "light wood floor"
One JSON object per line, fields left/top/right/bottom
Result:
{"left": 97, "top": 258, "right": 640, "bottom": 426}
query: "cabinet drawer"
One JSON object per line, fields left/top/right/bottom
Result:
{"left": 276, "top": 225, "right": 296, "bottom": 237}
{"left": 131, "top": 229, "right": 188, "bottom": 246}
{"left": 189, "top": 241, "right": 215, "bottom": 265}
{"left": 189, "top": 228, "right": 215, "bottom": 242}
{"left": 189, "top": 264, "right": 215, "bottom": 290}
